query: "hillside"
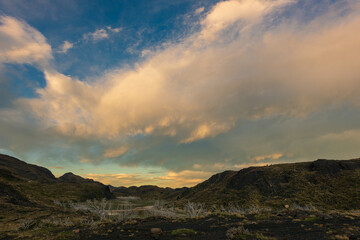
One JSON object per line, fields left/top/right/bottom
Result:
{"left": 0, "top": 154, "right": 56, "bottom": 182}
{"left": 0, "top": 154, "right": 113, "bottom": 209}
{"left": 1, "top": 153, "right": 360, "bottom": 211}
{"left": 176, "top": 159, "right": 360, "bottom": 209}
{"left": 1, "top": 154, "right": 360, "bottom": 239}
{"left": 111, "top": 185, "right": 188, "bottom": 200}
{"left": 110, "top": 158, "right": 360, "bottom": 210}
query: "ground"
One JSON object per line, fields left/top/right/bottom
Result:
{"left": 2, "top": 210, "right": 360, "bottom": 240}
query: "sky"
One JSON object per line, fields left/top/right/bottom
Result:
{"left": 0, "top": 0, "right": 360, "bottom": 188}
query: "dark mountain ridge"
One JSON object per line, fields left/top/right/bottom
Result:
{"left": 1, "top": 153, "right": 359, "bottom": 210}
{"left": 0, "top": 154, "right": 56, "bottom": 182}
{"left": 177, "top": 158, "right": 360, "bottom": 209}
{"left": 111, "top": 158, "right": 360, "bottom": 209}
{"left": 0, "top": 154, "right": 113, "bottom": 208}
{"left": 112, "top": 185, "right": 188, "bottom": 200}
{"left": 59, "top": 172, "right": 96, "bottom": 183}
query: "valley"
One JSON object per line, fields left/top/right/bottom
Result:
{"left": 1, "top": 154, "right": 360, "bottom": 239}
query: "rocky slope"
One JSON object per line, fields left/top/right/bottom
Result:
{"left": 112, "top": 158, "right": 360, "bottom": 209}
{"left": 0, "top": 154, "right": 113, "bottom": 209}
{"left": 0, "top": 154, "right": 56, "bottom": 182}
{"left": 177, "top": 158, "right": 360, "bottom": 209}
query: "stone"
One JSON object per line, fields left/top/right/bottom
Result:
{"left": 151, "top": 228, "right": 162, "bottom": 234}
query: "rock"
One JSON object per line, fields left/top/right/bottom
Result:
{"left": 151, "top": 228, "right": 162, "bottom": 234}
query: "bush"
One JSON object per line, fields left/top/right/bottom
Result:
{"left": 184, "top": 201, "right": 206, "bottom": 218}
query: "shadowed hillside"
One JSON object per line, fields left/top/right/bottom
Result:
{"left": 111, "top": 158, "right": 360, "bottom": 210}
{"left": 111, "top": 185, "right": 188, "bottom": 200}
{"left": 0, "top": 154, "right": 113, "bottom": 208}
{"left": 1, "top": 154, "right": 360, "bottom": 240}
{"left": 0, "top": 154, "right": 56, "bottom": 182}
{"left": 176, "top": 159, "right": 360, "bottom": 209}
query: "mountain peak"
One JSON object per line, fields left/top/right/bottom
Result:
{"left": 59, "top": 172, "right": 93, "bottom": 183}
{"left": 0, "top": 154, "right": 56, "bottom": 182}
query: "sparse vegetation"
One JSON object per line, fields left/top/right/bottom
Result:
{"left": 2, "top": 154, "right": 360, "bottom": 239}
{"left": 171, "top": 228, "right": 196, "bottom": 235}
{"left": 226, "top": 225, "right": 251, "bottom": 239}
{"left": 184, "top": 201, "right": 206, "bottom": 218}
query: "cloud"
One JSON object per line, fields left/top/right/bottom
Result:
{"left": 2, "top": 1, "right": 360, "bottom": 175}
{"left": 85, "top": 173, "right": 149, "bottom": 186}
{"left": 26, "top": 0, "right": 360, "bottom": 143}
{"left": 57, "top": 40, "right": 73, "bottom": 54}
{"left": 87, "top": 29, "right": 108, "bottom": 41}
{"left": 85, "top": 170, "right": 211, "bottom": 187}
{"left": 104, "top": 146, "right": 129, "bottom": 158}
{"left": 0, "top": 15, "right": 52, "bottom": 68}
{"left": 195, "top": 7, "right": 205, "bottom": 15}
{"left": 252, "top": 153, "right": 284, "bottom": 162}
{"left": 49, "top": 166, "right": 64, "bottom": 169}
{"left": 234, "top": 162, "right": 273, "bottom": 169}
{"left": 80, "top": 158, "right": 91, "bottom": 163}
{"left": 107, "top": 26, "right": 122, "bottom": 33}
{"left": 199, "top": 0, "right": 294, "bottom": 41}
{"left": 83, "top": 25, "right": 122, "bottom": 41}
{"left": 84, "top": 26, "right": 122, "bottom": 42}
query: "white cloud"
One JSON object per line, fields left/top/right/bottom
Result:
{"left": 199, "top": 0, "right": 294, "bottom": 41}
{"left": 83, "top": 26, "right": 122, "bottom": 42}
{"left": 0, "top": 15, "right": 52, "bottom": 68}
{"left": 57, "top": 40, "right": 73, "bottom": 53}
{"left": 107, "top": 26, "right": 122, "bottom": 33}
{"left": 84, "top": 28, "right": 109, "bottom": 41}
{"left": 195, "top": 7, "right": 204, "bottom": 15}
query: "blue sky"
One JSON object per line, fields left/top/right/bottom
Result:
{"left": 0, "top": 0, "right": 360, "bottom": 187}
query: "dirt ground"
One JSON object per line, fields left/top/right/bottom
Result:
{"left": 3, "top": 210, "right": 359, "bottom": 240}
{"left": 79, "top": 211, "right": 360, "bottom": 240}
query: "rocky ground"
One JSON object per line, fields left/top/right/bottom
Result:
{"left": 2, "top": 210, "right": 359, "bottom": 240}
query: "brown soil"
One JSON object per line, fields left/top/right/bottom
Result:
{"left": 3, "top": 210, "right": 358, "bottom": 240}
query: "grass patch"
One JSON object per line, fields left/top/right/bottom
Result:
{"left": 304, "top": 215, "right": 320, "bottom": 222}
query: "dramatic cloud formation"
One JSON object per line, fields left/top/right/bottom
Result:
{"left": 1, "top": 0, "right": 360, "bottom": 187}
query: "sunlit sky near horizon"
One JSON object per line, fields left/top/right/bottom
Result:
{"left": 0, "top": 0, "right": 360, "bottom": 188}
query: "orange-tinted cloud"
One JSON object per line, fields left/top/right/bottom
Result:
{"left": 85, "top": 170, "right": 212, "bottom": 188}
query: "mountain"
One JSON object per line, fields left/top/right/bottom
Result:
{"left": 0, "top": 154, "right": 113, "bottom": 209}
{"left": 1, "top": 153, "right": 359, "bottom": 210}
{"left": 59, "top": 172, "right": 95, "bottom": 183}
{"left": 177, "top": 158, "right": 360, "bottom": 209}
{"left": 0, "top": 154, "right": 56, "bottom": 182}
{"left": 112, "top": 185, "right": 188, "bottom": 200}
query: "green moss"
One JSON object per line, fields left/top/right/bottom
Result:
{"left": 304, "top": 216, "right": 320, "bottom": 222}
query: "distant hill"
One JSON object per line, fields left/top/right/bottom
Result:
{"left": 59, "top": 172, "right": 95, "bottom": 183}
{"left": 111, "top": 158, "right": 360, "bottom": 210}
{"left": 1, "top": 153, "right": 359, "bottom": 210}
{"left": 0, "top": 154, "right": 113, "bottom": 210}
{"left": 112, "top": 185, "right": 188, "bottom": 200}
{"left": 176, "top": 159, "right": 360, "bottom": 209}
